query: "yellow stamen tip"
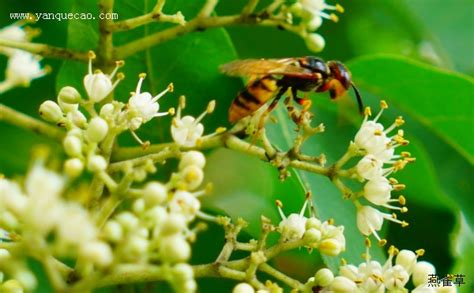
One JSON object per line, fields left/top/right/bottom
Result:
{"left": 44, "top": 65, "right": 52, "bottom": 74}
{"left": 139, "top": 73, "right": 147, "bottom": 79}
{"left": 416, "top": 249, "right": 425, "bottom": 256}
{"left": 94, "top": 69, "right": 102, "bottom": 74}
{"left": 401, "top": 207, "right": 408, "bottom": 213}
{"left": 207, "top": 100, "right": 216, "bottom": 113}
{"left": 179, "top": 95, "right": 186, "bottom": 109}
{"left": 275, "top": 199, "right": 283, "bottom": 208}
{"left": 336, "top": 4, "right": 344, "bottom": 13}
{"left": 401, "top": 151, "right": 411, "bottom": 157}
{"left": 168, "top": 107, "right": 176, "bottom": 115}
{"left": 395, "top": 116, "right": 405, "bottom": 126}
{"left": 373, "top": 129, "right": 383, "bottom": 136}
{"left": 330, "top": 13, "right": 339, "bottom": 22}
{"left": 380, "top": 100, "right": 388, "bottom": 109}
{"left": 364, "top": 106, "right": 372, "bottom": 117}
{"left": 215, "top": 127, "right": 227, "bottom": 134}
{"left": 117, "top": 72, "right": 125, "bottom": 80}
{"left": 328, "top": 218, "right": 335, "bottom": 225}
{"left": 88, "top": 50, "right": 96, "bottom": 59}
{"left": 365, "top": 238, "right": 372, "bottom": 248}
{"left": 168, "top": 83, "right": 174, "bottom": 92}
{"left": 398, "top": 195, "right": 406, "bottom": 205}
{"left": 378, "top": 239, "right": 387, "bottom": 246}
{"left": 401, "top": 221, "right": 409, "bottom": 228}
{"left": 116, "top": 60, "right": 125, "bottom": 67}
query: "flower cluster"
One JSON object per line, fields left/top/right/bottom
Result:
{"left": 286, "top": 0, "right": 344, "bottom": 52}
{"left": 0, "top": 163, "right": 100, "bottom": 291}
{"left": 0, "top": 22, "right": 49, "bottom": 93}
{"left": 276, "top": 198, "right": 346, "bottom": 256}
{"left": 305, "top": 244, "right": 451, "bottom": 293}
{"left": 352, "top": 101, "right": 414, "bottom": 244}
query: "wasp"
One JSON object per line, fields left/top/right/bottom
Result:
{"left": 220, "top": 56, "right": 363, "bottom": 123}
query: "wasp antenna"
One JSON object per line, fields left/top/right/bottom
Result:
{"left": 351, "top": 82, "right": 364, "bottom": 114}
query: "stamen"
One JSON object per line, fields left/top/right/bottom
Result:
{"left": 136, "top": 73, "right": 146, "bottom": 93}
{"left": 335, "top": 3, "right": 344, "bottom": 13}
{"left": 364, "top": 106, "right": 372, "bottom": 117}
{"left": 299, "top": 199, "right": 309, "bottom": 217}
{"left": 415, "top": 249, "right": 425, "bottom": 256}
{"left": 151, "top": 83, "right": 173, "bottom": 103}
{"left": 207, "top": 100, "right": 216, "bottom": 114}
{"left": 88, "top": 51, "right": 96, "bottom": 75}
{"left": 109, "top": 60, "right": 125, "bottom": 79}
{"left": 398, "top": 195, "right": 406, "bottom": 205}
{"left": 275, "top": 200, "right": 286, "bottom": 220}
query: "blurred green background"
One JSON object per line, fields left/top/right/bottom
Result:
{"left": 0, "top": 0, "right": 473, "bottom": 292}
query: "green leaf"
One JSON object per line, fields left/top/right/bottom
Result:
{"left": 348, "top": 55, "right": 474, "bottom": 163}
{"left": 452, "top": 214, "right": 474, "bottom": 293}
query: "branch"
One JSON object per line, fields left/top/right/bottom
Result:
{"left": 0, "top": 38, "right": 88, "bottom": 62}
{"left": 0, "top": 104, "right": 65, "bottom": 141}
{"left": 114, "top": 14, "right": 297, "bottom": 59}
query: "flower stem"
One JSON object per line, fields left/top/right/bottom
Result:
{"left": 0, "top": 38, "right": 88, "bottom": 62}
{"left": 0, "top": 104, "right": 65, "bottom": 141}
{"left": 259, "top": 263, "right": 304, "bottom": 290}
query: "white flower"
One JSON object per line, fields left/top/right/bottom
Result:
{"left": 168, "top": 190, "right": 201, "bottom": 221}
{"left": 23, "top": 163, "right": 64, "bottom": 235}
{"left": 304, "top": 33, "right": 325, "bottom": 52}
{"left": 356, "top": 154, "right": 383, "bottom": 180}
{"left": 83, "top": 51, "right": 123, "bottom": 102}
{"left": 412, "top": 261, "right": 436, "bottom": 287}
{"left": 80, "top": 241, "right": 113, "bottom": 267}
{"left": 292, "top": 0, "right": 344, "bottom": 29}
{"left": 171, "top": 97, "right": 215, "bottom": 147}
{"left": 160, "top": 234, "right": 191, "bottom": 263}
{"left": 0, "top": 23, "right": 36, "bottom": 56}
{"left": 357, "top": 205, "right": 408, "bottom": 243}
{"left": 127, "top": 73, "right": 172, "bottom": 129}
{"left": 0, "top": 51, "right": 48, "bottom": 92}
{"left": 363, "top": 176, "right": 392, "bottom": 205}
{"left": 356, "top": 205, "right": 383, "bottom": 238}
{"left": 383, "top": 265, "right": 410, "bottom": 290}
{"left": 277, "top": 199, "right": 308, "bottom": 240}
{"left": 55, "top": 204, "right": 97, "bottom": 250}
{"left": 330, "top": 276, "right": 357, "bottom": 293}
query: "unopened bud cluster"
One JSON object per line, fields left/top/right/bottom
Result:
{"left": 304, "top": 244, "right": 447, "bottom": 293}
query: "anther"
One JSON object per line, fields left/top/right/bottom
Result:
{"left": 380, "top": 100, "right": 388, "bottom": 109}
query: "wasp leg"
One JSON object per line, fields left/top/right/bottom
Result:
{"left": 291, "top": 88, "right": 312, "bottom": 112}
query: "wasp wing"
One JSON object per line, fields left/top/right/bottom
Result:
{"left": 220, "top": 59, "right": 317, "bottom": 78}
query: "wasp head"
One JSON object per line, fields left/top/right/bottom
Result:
{"left": 317, "top": 60, "right": 363, "bottom": 113}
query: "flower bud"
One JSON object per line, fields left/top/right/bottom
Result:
{"left": 87, "top": 155, "right": 107, "bottom": 172}
{"left": 14, "top": 270, "right": 36, "bottom": 291}
{"left": 306, "top": 16, "right": 323, "bottom": 31}
{"left": 103, "top": 220, "right": 123, "bottom": 242}
{"left": 58, "top": 86, "right": 81, "bottom": 104}
{"left": 63, "top": 135, "right": 83, "bottom": 157}
{"left": 80, "top": 241, "right": 113, "bottom": 267}
{"left": 306, "top": 217, "right": 321, "bottom": 229}
{"left": 132, "top": 198, "right": 146, "bottom": 214}
{"left": 161, "top": 213, "right": 187, "bottom": 236}
{"left": 314, "top": 268, "right": 334, "bottom": 287}
{"left": 58, "top": 98, "right": 78, "bottom": 113}
{"left": 318, "top": 238, "right": 343, "bottom": 256}
{"left": 100, "top": 103, "right": 114, "bottom": 118}
{"left": 69, "top": 110, "right": 87, "bottom": 128}
{"left": 144, "top": 206, "right": 168, "bottom": 226}
{"left": 143, "top": 181, "right": 167, "bottom": 207}
{"left": 179, "top": 151, "right": 206, "bottom": 170}
{"left": 0, "top": 279, "right": 24, "bottom": 292}
{"left": 412, "top": 261, "right": 435, "bottom": 287}
{"left": 303, "top": 228, "right": 321, "bottom": 244}
{"left": 180, "top": 165, "right": 204, "bottom": 190}
{"left": 279, "top": 213, "right": 307, "bottom": 240}
{"left": 331, "top": 276, "right": 357, "bottom": 293}
{"left": 116, "top": 212, "right": 139, "bottom": 231}
{"left": 173, "top": 263, "right": 194, "bottom": 281}
{"left": 64, "top": 158, "right": 84, "bottom": 177}
{"left": 39, "top": 100, "right": 63, "bottom": 123}
{"left": 304, "top": 33, "right": 325, "bottom": 52}
{"left": 126, "top": 235, "right": 149, "bottom": 257}
{"left": 85, "top": 117, "right": 109, "bottom": 143}
{"left": 396, "top": 249, "right": 417, "bottom": 272}
{"left": 233, "top": 283, "right": 255, "bottom": 293}
{"left": 160, "top": 235, "right": 191, "bottom": 263}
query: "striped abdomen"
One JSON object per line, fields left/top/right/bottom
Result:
{"left": 228, "top": 75, "right": 279, "bottom": 123}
